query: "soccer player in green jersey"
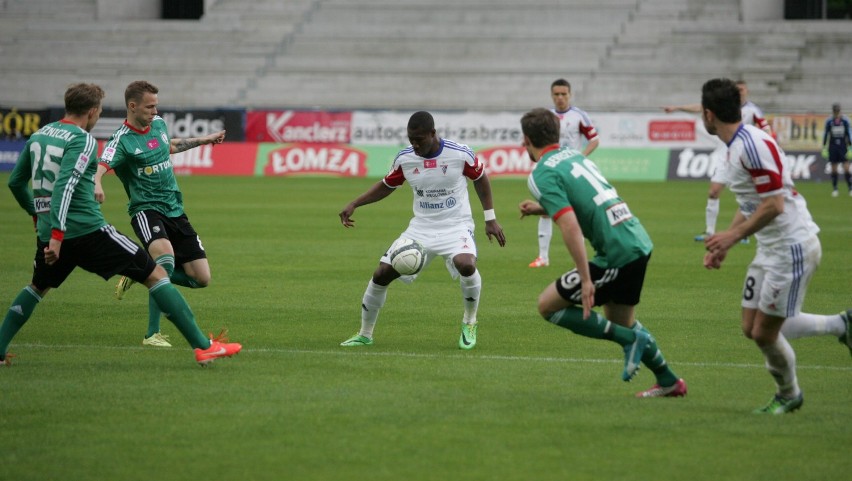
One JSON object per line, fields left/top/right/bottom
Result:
{"left": 517, "top": 108, "right": 686, "bottom": 397}
{"left": 2, "top": 83, "right": 241, "bottom": 366}
{"left": 94, "top": 80, "right": 225, "bottom": 348}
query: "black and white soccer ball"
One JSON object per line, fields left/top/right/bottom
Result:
{"left": 388, "top": 237, "right": 426, "bottom": 275}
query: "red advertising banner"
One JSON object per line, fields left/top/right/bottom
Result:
{"left": 477, "top": 145, "right": 534, "bottom": 177}
{"left": 648, "top": 120, "right": 696, "bottom": 142}
{"left": 170, "top": 143, "right": 257, "bottom": 176}
{"left": 260, "top": 143, "right": 368, "bottom": 177}
{"left": 246, "top": 110, "right": 353, "bottom": 143}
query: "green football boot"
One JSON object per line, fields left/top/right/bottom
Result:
{"left": 340, "top": 334, "right": 373, "bottom": 347}
{"left": 459, "top": 323, "right": 477, "bottom": 350}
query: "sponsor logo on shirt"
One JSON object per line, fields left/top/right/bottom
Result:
{"left": 147, "top": 138, "right": 160, "bottom": 150}
{"left": 74, "top": 153, "right": 89, "bottom": 173}
{"left": 139, "top": 159, "right": 173, "bottom": 176}
{"left": 34, "top": 196, "right": 51, "bottom": 213}
{"left": 419, "top": 200, "right": 445, "bottom": 209}
{"left": 101, "top": 146, "right": 116, "bottom": 162}
{"left": 605, "top": 202, "right": 633, "bottom": 226}
{"left": 418, "top": 196, "right": 456, "bottom": 210}
{"left": 424, "top": 159, "right": 436, "bottom": 168}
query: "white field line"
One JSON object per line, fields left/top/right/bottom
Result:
{"left": 14, "top": 342, "right": 852, "bottom": 372}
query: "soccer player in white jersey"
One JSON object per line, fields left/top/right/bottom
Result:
{"left": 664, "top": 80, "right": 773, "bottom": 242}
{"left": 527, "top": 79, "right": 599, "bottom": 268}
{"left": 338, "top": 111, "right": 506, "bottom": 349}
{"left": 701, "top": 78, "right": 851, "bottom": 414}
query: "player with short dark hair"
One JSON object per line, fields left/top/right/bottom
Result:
{"left": 2, "top": 83, "right": 241, "bottom": 366}
{"left": 821, "top": 103, "right": 852, "bottom": 197}
{"left": 338, "top": 111, "right": 506, "bottom": 349}
{"left": 527, "top": 79, "right": 600, "bottom": 269}
{"left": 518, "top": 108, "right": 686, "bottom": 397}
{"left": 664, "top": 80, "right": 773, "bottom": 242}
{"left": 94, "top": 80, "right": 226, "bottom": 348}
{"left": 701, "top": 78, "right": 851, "bottom": 414}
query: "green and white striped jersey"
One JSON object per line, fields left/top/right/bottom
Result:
{"left": 100, "top": 116, "right": 184, "bottom": 217}
{"left": 527, "top": 146, "right": 652, "bottom": 268}
{"left": 8, "top": 120, "right": 105, "bottom": 242}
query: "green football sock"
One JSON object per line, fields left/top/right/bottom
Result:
{"left": 146, "top": 295, "right": 161, "bottom": 338}
{"left": 148, "top": 279, "right": 209, "bottom": 349}
{"left": 146, "top": 255, "right": 175, "bottom": 337}
{"left": 546, "top": 307, "right": 636, "bottom": 345}
{"left": 633, "top": 321, "right": 679, "bottom": 387}
{"left": 171, "top": 266, "right": 202, "bottom": 289}
{"left": 0, "top": 286, "right": 41, "bottom": 358}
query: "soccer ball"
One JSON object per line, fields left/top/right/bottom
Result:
{"left": 388, "top": 237, "right": 426, "bottom": 275}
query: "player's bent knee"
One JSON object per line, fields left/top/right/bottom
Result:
{"left": 456, "top": 265, "right": 476, "bottom": 277}
{"left": 144, "top": 265, "right": 169, "bottom": 287}
{"left": 372, "top": 264, "right": 398, "bottom": 286}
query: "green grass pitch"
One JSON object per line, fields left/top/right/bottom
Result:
{"left": 1, "top": 174, "right": 850, "bottom": 481}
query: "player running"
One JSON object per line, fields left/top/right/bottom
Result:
{"left": 518, "top": 107, "right": 686, "bottom": 397}
{"left": 701, "top": 78, "right": 851, "bottom": 414}
{"left": 3, "top": 83, "right": 240, "bottom": 366}
{"left": 94, "top": 80, "right": 224, "bottom": 348}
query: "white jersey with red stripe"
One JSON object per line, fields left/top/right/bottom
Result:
{"left": 383, "top": 138, "right": 484, "bottom": 228}
{"left": 552, "top": 107, "right": 599, "bottom": 150}
{"left": 724, "top": 124, "right": 818, "bottom": 247}
{"left": 741, "top": 101, "right": 771, "bottom": 133}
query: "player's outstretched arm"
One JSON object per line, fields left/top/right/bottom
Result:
{"left": 169, "top": 130, "right": 226, "bottom": 154}
{"left": 662, "top": 103, "right": 702, "bottom": 114}
{"left": 339, "top": 181, "right": 394, "bottom": 228}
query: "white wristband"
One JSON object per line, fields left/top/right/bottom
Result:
{"left": 483, "top": 209, "right": 496, "bottom": 222}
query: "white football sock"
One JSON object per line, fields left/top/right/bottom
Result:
{"left": 781, "top": 312, "right": 845, "bottom": 340}
{"left": 759, "top": 334, "right": 800, "bottom": 398}
{"left": 537, "top": 217, "right": 552, "bottom": 260}
{"left": 705, "top": 198, "right": 720, "bottom": 235}
{"left": 460, "top": 270, "right": 482, "bottom": 325}
{"left": 359, "top": 279, "right": 388, "bottom": 339}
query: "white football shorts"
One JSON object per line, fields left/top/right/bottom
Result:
{"left": 741, "top": 235, "right": 821, "bottom": 318}
{"left": 380, "top": 222, "right": 477, "bottom": 282}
